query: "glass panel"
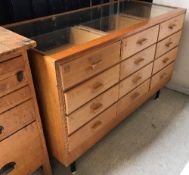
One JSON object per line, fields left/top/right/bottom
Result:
{"left": 7, "top": 0, "right": 175, "bottom": 53}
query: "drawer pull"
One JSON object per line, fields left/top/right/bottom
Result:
{"left": 137, "top": 38, "right": 147, "bottom": 45}
{"left": 134, "top": 58, "right": 145, "bottom": 65}
{"left": 160, "top": 73, "right": 167, "bottom": 79}
{"left": 162, "top": 57, "right": 170, "bottom": 64}
{"left": 168, "top": 23, "right": 177, "bottom": 30}
{"left": 132, "top": 76, "right": 142, "bottom": 84}
{"left": 165, "top": 41, "right": 173, "bottom": 47}
{"left": 92, "top": 121, "right": 102, "bottom": 129}
{"left": 93, "top": 82, "right": 104, "bottom": 91}
{"left": 16, "top": 71, "right": 24, "bottom": 82}
{"left": 1, "top": 162, "right": 16, "bottom": 175}
{"left": 131, "top": 92, "right": 140, "bottom": 100}
{"left": 91, "top": 103, "right": 103, "bottom": 111}
{"left": 0, "top": 126, "right": 4, "bottom": 134}
{"left": 89, "top": 59, "right": 102, "bottom": 70}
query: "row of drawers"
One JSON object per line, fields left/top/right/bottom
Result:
{"left": 68, "top": 62, "right": 175, "bottom": 152}
{"left": 60, "top": 14, "right": 184, "bottom": 91}
{"left": 65, "top": 45, "right": 178, "bottom": 135}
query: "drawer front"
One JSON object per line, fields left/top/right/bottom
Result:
{"left": 119, "top": 63, "right": 153, "bottom": 98}
{"left": 159, "top": 14, "right": 185, "bottom": 41}
{"left": 0, "top": 71, "right": 27, "bottom": 97}
{"left": 0, "top": 100, "right": 35, "bottom": 141}
{"left": 68, "top": 104, "right": 117, "bottom": 152}
{"left": 153, "top": 47, "right": 178, "bottom": 74}
{"left": 0, "top": 86, "right": 31, "bottom": 113}
{"left": 65, "top": 65, "right": 119, "bottom": 114}
{"left": 0, "top": 55, "right": 25, "bottom": 80}
{"left": 118, "top": 79, "right": 150, "bottom": 117}
{"left": 67, "top": 85, "right": 119, "bottom": 135}
{"left": 156, "top": 31, "right": 181, "bottom": 58}
{"left": 151, "top": 63, "right": 175, "bottom": 91}
{"left": 122, "top": 25, "right": 159, "bottom": 59}
{"left": 120, "top": 45, "right": 155, "bottom": 79}
{"left": 60, "top": 42, "right": 121, "bottom": 90}
{"left": 0, "top": 51, "right": 21, "bottom": 62}
{"left": 0, "top": 123, "right": 44, "bottom": 175}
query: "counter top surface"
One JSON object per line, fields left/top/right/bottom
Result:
{"left": 0, "top": 26, "right": 36, "bottom": 57}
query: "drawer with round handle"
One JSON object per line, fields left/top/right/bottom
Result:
{"left": 0, "top": 100, "right": 35, "bottom": 141}
{"left": 0, "top": 122, "right": 44, "bottom": 175}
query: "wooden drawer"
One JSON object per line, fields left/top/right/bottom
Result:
{"left": 151, "top": 63, "right": 175, "bottom": 91}
{"left": 122, "top": 25, "right": 159, "bottom": 59}
{"left": 64, "top": 65, "right": 119, "bottom": 114}
{"left": 153, "top": 47, "right": 178, "bottom": 74}
{"left": 60, "top": 42, "right": 121, "bottom": 90}
{"left": 119, "top": 63, "right": 153, "bottom": 98}
{"left": 67, "top": 85, "right": 119, "bottom": 135}
{"left": 0, "top": 86, "right": 31, "bottom": 113}
{"left": 0, "top": 55, "right": 25, "bottom": 80}
{"left": 0, "top": 100, "right": 35, "bottom": 141}
{"left": 159, "top": 14, "right": 185, "bottom": 41}
{"left": 0, "top": 122, "right": 44, "bottom": 175}
{"left": 68, "top": 104, "right": 117, "bottom": 152}
{"left": 156, "top": 31, "right": 181, "bottom": 58}
{"left": 120, "top": 45, "right": 155, "bottom": 79}
{"left": 0, "top": 71, "right": 27, "bottom": 97}
{"left": 118, "top": 79, "right": 150, "bottom": 118}
{"left": 0, "top": 51, "right": 21, "bottom": 62}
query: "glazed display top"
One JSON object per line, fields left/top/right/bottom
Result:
{"left": 5, "top": 0, "right": 181, "bottom": 55}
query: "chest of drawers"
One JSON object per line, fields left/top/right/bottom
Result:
{"left": 0, "top": 27, "right": 52, "bottom": 175}
{"left": 5, "top": 0, "right": 186, "bottom": 169}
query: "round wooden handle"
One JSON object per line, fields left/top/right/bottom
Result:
{"left": 165, "top": 41, "right": 173, "bottom": 47}
{"left": 132, "top": 76, "right": 142, "bottom": 84}
{"left": 16, "top": 71, "right": 24, "bottom": 82}
{"left": 90, "top": 103, "right": 103, "bottom": 111}
{"left": 134, "top": 58, "right": 145, "bottom": 65}
{"left": 93, "top": 82, "right": 104, "bottom": 91}
{"left": 92, "top": 121, "right": 102, "bottom": 129}
{"left": 162, "top": 57, "right": 169, "bottom": 64}
{"left": 137, "top": 38, "right": 147, "bottom": 45}
{"left": 131, "top": 92, "right": 140, "bottom": 100}
{"left": 0, "top": 126, "right": 4, "bottom": 134}
{"left": 168, "top": 23, "right": 177, "bottom": 30}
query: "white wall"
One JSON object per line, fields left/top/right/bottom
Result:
{"left": 154, "top": 0, "right": 189, "bottom": 95}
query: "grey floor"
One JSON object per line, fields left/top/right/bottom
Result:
{"left": 39, "top": 88, "right": 189, "bottom": 175}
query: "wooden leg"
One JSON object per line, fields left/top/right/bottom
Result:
{"left": 65, "top": 162, "right": 77, "bottom": 175}
{"left": 154, "top": 90, "right": 161, "bottom": 100}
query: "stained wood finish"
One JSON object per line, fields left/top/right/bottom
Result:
{"left": 67, "top": 85, "right": 119, "bottom": 135}
{"left": 0, "top": 100, "right": 35, "bottom": 141}
{"left": 64, "top": 65, "right": 119, "bottom": 114}
{"left": 18, "top": 4, "right": 186, "bottom": 167}
{"left": 60, "top": 41, "right": 121, "bottom": 90}
{"left": 0, "top": 123, "right": 44, "bottom": 175}
{"left": 122, "top": 25, "right": 159, "bottom": 59}
{"left": 159, "top": 14, "right": 185, "bottom": 41}
{"left": 156, "top": 31, "right": 182, "bottom": 58}
{"left": 120, "top": 44, "right": 156, "bottom": 79}
{"left": 153, "top": 47, "right": 178, "bottom": 74}
{"left": 119, "top": 63, "right": 153, "bottom": 98}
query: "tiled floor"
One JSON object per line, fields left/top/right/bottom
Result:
{"left": 36, "top": 88, "right": 189, "bottom": 175}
